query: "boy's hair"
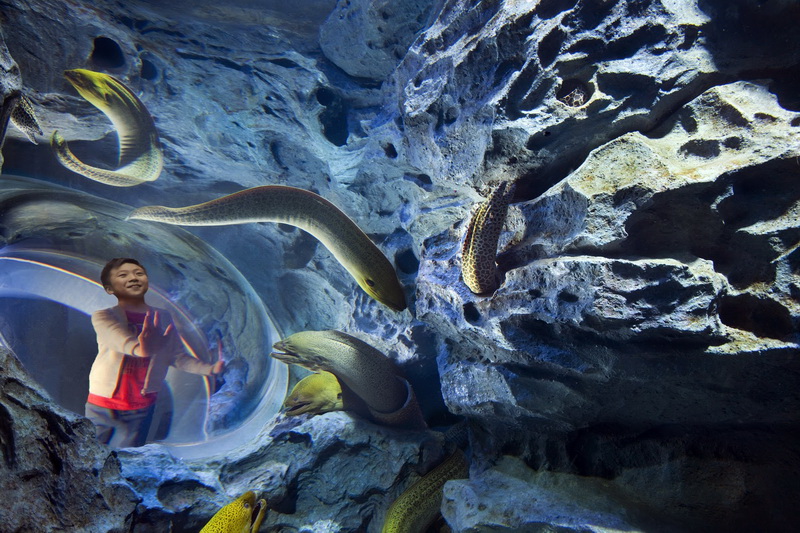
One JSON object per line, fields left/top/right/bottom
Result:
{"left": 100, "top": 258, "right": 146, "bottom": 289}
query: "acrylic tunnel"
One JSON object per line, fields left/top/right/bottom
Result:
{"left": 0, "top": 175, "right": 287, "bottom": 458}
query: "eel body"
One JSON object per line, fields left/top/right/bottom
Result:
{"left": 271, "top": 329, "right": 426, "bottom": 429}
{"left": 129, "top": 186, "right": 407, "bottom": 311}
{"left": 51, "top": 68, "right": 163, "bottom": 186}
{"left": 461, "top": 182, "right": 515, "bottom": 294}
{"left": 199, "top": 491, "right": 266, "bottom": 533}
{"left": 10, "top": 94, "right": 43, "bottom": 144}
{"left": 381, "top": 448, "right": 469, "bottom": 533}
{"left": 283, "top": 370, "right": 343, "bottom": 416}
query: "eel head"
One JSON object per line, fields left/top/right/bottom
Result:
{"left": 63, "top": 69, "right": 129, "bottom": 112}
{"left": 200, "top": 490, "right": 266, "bottom": 533}
{"left": 271, "top": 331, "right": 333, "bottom": 372}
{"left": 283, "top": 371, "right": 343, "bottom": 416}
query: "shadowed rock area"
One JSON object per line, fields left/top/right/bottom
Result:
{"left": 1, "top": 0, "right": 799, "bottom": 531}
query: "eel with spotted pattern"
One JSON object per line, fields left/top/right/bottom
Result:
{"left": 461, "top": 182, "right": 516, "bottom": 294}
{"left": 51, "top": 69, "right": 163, "bottom": 186}
{"left": 10, "top": 93, "right": 43, "bottom": 144}
{"left": 381, "top": 448, "right": 469, "bottom": 533}
{"left": 128, "top": 185, "right": 406, "bottom": 311}
{"left": 199, "top": 491, "right": 266, "bottom": 533}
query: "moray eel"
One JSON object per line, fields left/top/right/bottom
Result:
{"left": 283, "top": 371, "right": 344, "bottom": 416}
{"left": 271, "top": 330, "right": 426, "bottom": 429}
{"left": 461, "top": 182, "right": 515, "bottom": 294}
{"left": 10, "top": 94, "right": 43, "bottom": 144}
{"left": 382, "top": 448, "right": 469, "bottom": 533}
{"left": 128, "top": 186, "right": 407, "bottom": 311}
{"left": 200, "top": 491, "right": 266, "bottom": 533}
{"left": 51, "top": 68, "right": 163, "bottom": 186}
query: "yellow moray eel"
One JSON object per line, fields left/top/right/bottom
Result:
{"left": 200, "top": 491, "right": 266, "bottom": 533}
{"left": 461, "top": 182, "right": 516, "bottom": 294}
{"left": 381, "top": 448, "right": 469, "bottom": 533}
{"left": 271, "top": 330, "right": 426, "bottom": 430}
{"left": 128, "top": 185, "right": 407, "bottom": 311}
{"left": 51, "top": 68, "right": 163, "bottom": 186}
{"left": 283, "top": 371, "right": 344, "bottom": 416}
{"left": 10, "top": 94, "right": 43, "bottom": 144}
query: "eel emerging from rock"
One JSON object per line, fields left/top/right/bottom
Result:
{"left": 381, "top": 448, "right": 469, "bottom": 533}
{"left": 461, "top": 182, "right": 516, "bottom": 294}
{"left": 271, "top": 330, "right": 426, "bottom": 429}
{"left": 51, "top": 68, "right": 163, "bottom": 186}
{"left": 10, "top": 94, "right": 43, "bottom": 144}
{"left": 283, "top": 370, "right": 344, "bottom": 416}
{"left": 199, "top": 491, "right": 266, "bottom": 533}
{"left": 128, "top": 186, "right": 407, "bottom": 311}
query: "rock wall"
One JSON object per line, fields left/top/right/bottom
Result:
{"left": 0, "top": 0, "right": 799, "bottom": 531}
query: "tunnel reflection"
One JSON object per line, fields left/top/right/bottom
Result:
{"left": 0, "top": 176, "right": 287, "bottom": 457}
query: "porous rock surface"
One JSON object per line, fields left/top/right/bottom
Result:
{"left": 1, "top": 0, "right": 799, "bottom": 531}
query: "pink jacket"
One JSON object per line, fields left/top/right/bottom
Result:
{"left": 88, "top": 306, "right": 213, "bottom": 397}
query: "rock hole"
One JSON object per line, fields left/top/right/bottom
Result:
{"left": 383, "top": 143, "right": 398, "bottom": 158}
{"left": 558, "top": 291, "right": 579, "bottom": 303}
{"left": 90, "top": 36, "right": 126, "bottom": 69}
{"left": 315, "top": 87, "right": 349, "bottom": 146}
{"left": 395, "top": 249, "right": 419, "bottom": 275}
{"left": 140, "top": 58, "right": 158, "bottom": 80}
{"left": 680, "top": 139, "right": 721, "bottom": 159}
{"left": 719, "top": 294, "right": 794, "bottom": 340}
{"left": 538, "top": 27, "right": 566, "bottom": 67}
{"left": 463, "top": 302, "right": 481, "bottom": 324}
{"left": 556, "top": 79, "right": 592, "bottom": 107}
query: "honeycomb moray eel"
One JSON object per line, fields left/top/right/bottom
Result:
{"left": 129, "top": 186, "right": 407, "bottom": 311}
{"left": 199, "top": 491, "right": 266, "bottom": 533}
{"left": 283, "top": 370, "right": 344, "bottom": 416}
{"left": 382, "top": 448, "right": 469, "bottom": 533}
{"left": 461, "top": 182, "right": 516, "bottom": 294}
{"left": 271, "top": 330, "right": 426, "bottom": 430}
{"left": 51, "top": 68, "right": 163, "bottom": 186}
{"left": 10, "top": 94, "right": 43, "bottom": 144}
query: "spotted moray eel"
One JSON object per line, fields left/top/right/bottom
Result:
{"left": 461, "top": 182, "right": 516, "bottom": 294}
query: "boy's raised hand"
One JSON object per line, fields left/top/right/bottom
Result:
{"left": 138, "top": 310, "right": 174, "bottom": 356}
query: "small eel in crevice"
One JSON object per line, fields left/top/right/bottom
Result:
{"left": 51, "top": 68, "right": 163, "bottom": 186}
{"left": 271, "top": 329, "right": 426, "bottom": 430}
{"left": 199, "top": 491, "right": 266, "bottom": 533}
{"left": 129, "top": 185, "right": 407, "bottom": 311}
{"left": 461, "top": 181, "right": 516, "bottom": 294}
{"left": 381, "top": 448, "right": 469, "bottom": 533}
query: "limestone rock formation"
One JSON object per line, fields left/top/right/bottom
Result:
{"left": 0, "top": 346, "right": 138, "bottom": 532}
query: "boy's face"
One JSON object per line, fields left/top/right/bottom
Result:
{"left": 106, "top": 262, "right": 149, "bottom": 298}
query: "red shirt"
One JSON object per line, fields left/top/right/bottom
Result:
{"left": 87, "top": 310, "right": 157, "bottom": 410}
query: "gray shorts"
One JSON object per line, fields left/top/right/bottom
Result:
{"left": 85, "top": 402, "right": 155, "bottom": 448}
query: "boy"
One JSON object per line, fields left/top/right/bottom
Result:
{"left": 85, "top": 258, "right": 223, "bottom": 447}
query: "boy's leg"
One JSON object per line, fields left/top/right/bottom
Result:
{"left": 112, "top": 405, "right": 155, "bottom": 448}
{"left": 84, "top": 402, "right": 116, "bottom": 444}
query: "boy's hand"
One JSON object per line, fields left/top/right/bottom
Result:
{"left": 138, "top": 310, "right": 173, "bottom": 356}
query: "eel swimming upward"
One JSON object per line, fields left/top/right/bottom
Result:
{"left": 128, "top": 186, "right": 407, "bottom": 311}
{"left": 51, "top": 68, "right": 163, "bottom": 186}
{"left": 271, "top": 330, "right": 426, "bottom": 430}
{"left": 461, "top": 182, "right": 516, "bottom": 294}
{"left": 200, "top": 491, "right": 266, "bottom": 533}
{"left": 283, "top": 370, "right": 343, "bottom": 416}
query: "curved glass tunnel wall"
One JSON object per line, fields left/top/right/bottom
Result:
{"left": 0, "top": 176, "right": 288, "bottom": 457}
